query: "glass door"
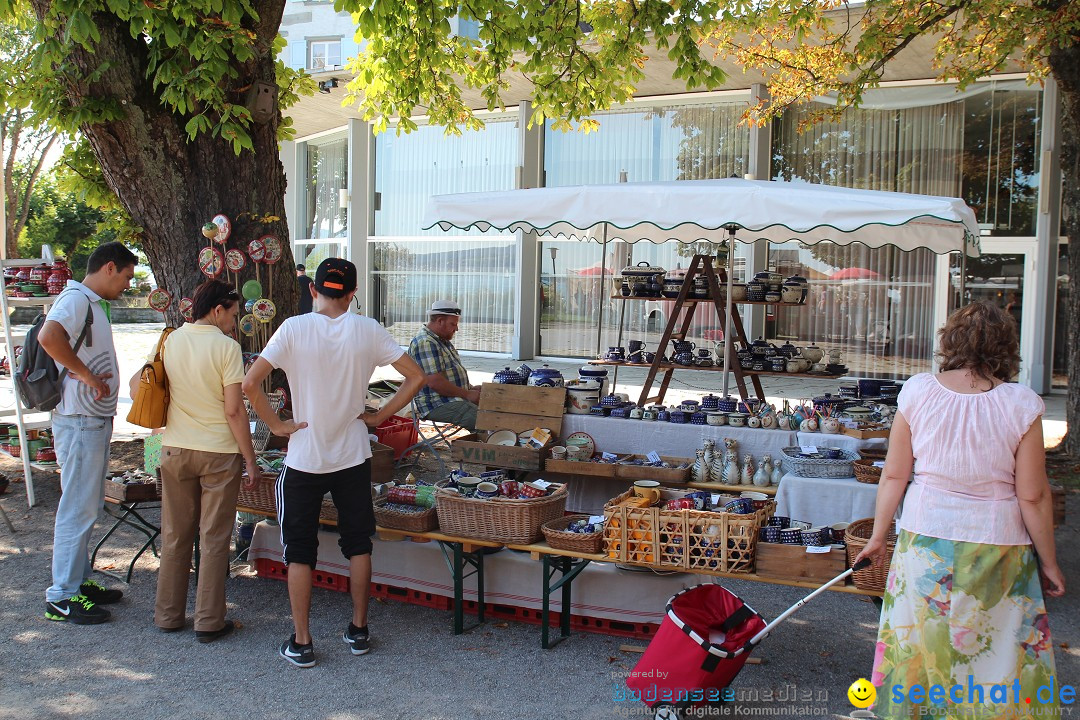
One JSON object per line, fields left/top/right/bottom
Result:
{"left": 949, "top": 238, "right": 1037, "bottom": 385}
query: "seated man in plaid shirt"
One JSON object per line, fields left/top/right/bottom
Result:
{"left": 407, "top": 300, "right": 479, "bottom": 430}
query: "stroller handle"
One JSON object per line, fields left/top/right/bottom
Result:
{"left": 852, "top": 557, "right": 872, "bottom": 572}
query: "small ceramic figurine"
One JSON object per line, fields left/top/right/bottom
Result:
{"left": 753, "top": 458, "right": 770, "bottom": 487}
{"left": 702, "top": 439, "right": 716, "bottom": 481}
{"left": 800, "top": 417, "right": 819, "bottom": 432}
{"left": 721, "top": 438, "right": 739, "bottom": 483}
{"left": 741, "top": 455, "right": 755, "bottom": 486}
{"left": 821, "top": 416, "right": 841, "bottom": 434}
{"left": 692, "top": 450, "right": 709, "bottom": 484}
{"left": 771, "top": 459, "right": 783, "bottom": 486}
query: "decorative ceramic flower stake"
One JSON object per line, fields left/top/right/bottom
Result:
{"left": 261, "top": 235, "right": 281, "bottom": 301}
{"left": 179, "top": 297, "right": 194, "bottom": 323}
{"left": 198, "top": 246, "right": 225, "bottom": 278}
{"left": 239, "top": 313, "right": 257, "bottom": 337}
{"left": 242, "top": 279, "right": 263, "bottom": 300}
{"left": 252, "top": 298, "right": 276, "bottom": 322}
{"left": 201, "top": 222, "right": 219, "bottom": 241}
{"left": 147, "top": 288, "right": 172, "bottom": 313}
{"left": 211, "top": 214, "right": 232, "bottom": 243}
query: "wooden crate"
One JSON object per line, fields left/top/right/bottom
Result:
{"left": 104, "top": 479, "right": 159, "bottom": 502}
{"left": 755, "top": 542, "right": 847, "bottom": 584}
{"left": 842, "top": 426, "right": 891, "bottom": 439}
{"left": 451, "top": 384, "right": 565, "bottom": 471}
{"left": 474, "top": 383, "right": 566, "bottom": 434}
{"left": 615, "top": 455, "right": 692, "bottom": 484}
{"left": 370, "top": 441, "right": 394, "bottom": 483}
{"left": 544, "top": 457, "right": 619, "bottom": 477}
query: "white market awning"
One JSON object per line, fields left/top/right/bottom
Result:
{"left": 424, "top": 178, "right": 980, "bottom": 257}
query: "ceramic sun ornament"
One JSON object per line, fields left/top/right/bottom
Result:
{"left": 211, "top": 214, "right": 232, "bottom": 243}
{"left": 198, "top": 246, "right": 225, "bottom": 278}
{"left": 147, "top": 288, "right": 172, "bottom": 312}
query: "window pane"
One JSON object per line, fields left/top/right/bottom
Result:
{"left": 301, "top": 134, "right": 347, "bottom": 240}
{"left": 545, "top": 102, "right": 751, "bottom": 186}
{"left": 373, "top": 118, "right": 518, "bottom": 353}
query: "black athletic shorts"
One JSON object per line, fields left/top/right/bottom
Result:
{"left": 276, "top": 460, "right": 374, "bottom": 568}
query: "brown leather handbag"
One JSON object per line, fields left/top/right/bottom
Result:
{"left": 126, "top": 327, "right": 175, "bottom": 429}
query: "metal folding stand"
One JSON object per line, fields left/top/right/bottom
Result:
{"left": 91, "top": 498, "right": 161, "bottom": 582}
{"left": 0, "top": 500, "right": 13, "bottom": 533}
{"left": 540, "top": 554, "right": 594, "bottom": 649}
{"left": 437, "top": 540, "right": 487, "bottom": 634}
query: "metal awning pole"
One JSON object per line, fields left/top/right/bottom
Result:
{"left": 594, "top": 224, "right": 609, "bottom": 359}
{"left": 959, "top": 250, "right": 968, "bottom": 308}
{"left": 722, "top": 226, "right": 736, "bottom": 398}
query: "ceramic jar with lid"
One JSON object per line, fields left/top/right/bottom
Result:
{"left": 527, "top": 365, "right": 564, "bottom": 388}
{"left": 493, "top": 366, "right": 524, "bottom": 384}
{"left": 780, "top": 282, "right": 802, "bottom": 303}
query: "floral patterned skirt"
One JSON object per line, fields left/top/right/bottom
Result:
{"left": 872, "top": 530, "right": 1058, "bottom": 720}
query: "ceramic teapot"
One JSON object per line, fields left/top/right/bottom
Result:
{"left": 801, "top": 344, "right": 824, "bottom": 363}
{"left": 493, "top": 366, "right": 524, "bottom": 384}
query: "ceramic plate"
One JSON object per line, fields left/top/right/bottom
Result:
{"left": 565, "top": 431, "right": 596, "bottom": 457}
{"left": 487, "top": 429, "right": 518, "bottom": 446}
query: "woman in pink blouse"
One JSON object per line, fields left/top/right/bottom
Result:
{"left": 855, "top": 302, "right": 1064, "bottom": 719}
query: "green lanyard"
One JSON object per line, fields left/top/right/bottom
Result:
{"left": 98, "top": 299, "right": 111, "bottom": 323}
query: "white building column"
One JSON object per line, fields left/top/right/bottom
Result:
{"left": 514, "top": 101, "right": 544, "bottom": 359}
{"left": 1031, "top": 78, "right": 1063, "bottom": 393}
{"left": 346, "top": 118, "right": 373, "bottom": 314}
{"left": 280, "top": 140, "right": 300, "bottom": 246}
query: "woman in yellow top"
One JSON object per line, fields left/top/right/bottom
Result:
{"left": 148, "top": 280, "right": 257, "bottom": 641}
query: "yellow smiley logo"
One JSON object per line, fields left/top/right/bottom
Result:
{"left": 848, "top": 678, "right": 876, "bottom": 709}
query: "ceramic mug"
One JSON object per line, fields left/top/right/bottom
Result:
{"left": 457, "top": 477, "right": 482, "bottom": 497}
{"left": 475, "top": 482, "right": 499, "bottom": 499}
{"left": 633, "top": 480, "right": 661, "bottom": 504}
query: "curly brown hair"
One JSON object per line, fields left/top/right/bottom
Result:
{"left": 936, "top": 302, "right": 1020, "bottom": 382}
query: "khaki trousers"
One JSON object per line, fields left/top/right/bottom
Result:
{"left": 154, "top": 447, "right": 242, "bottom": 631}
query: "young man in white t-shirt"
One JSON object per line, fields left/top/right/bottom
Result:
{"left": 38, "top": 242, "right": 137, "bottom": 625}
{"left": 243, "top": 257, "right": 425, "bottom": 668}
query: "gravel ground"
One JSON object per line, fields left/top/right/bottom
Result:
{"left": 1, "top": 450, "right": 1078, "bottom": 720}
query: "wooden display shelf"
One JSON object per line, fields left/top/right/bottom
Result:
{"left": 685, "top": 481, "right": 778, "bottom": 496}
{"left": 587, "top": 359, "right": 843, "bottom": 379}
{"left": 609, "top": 295, "right": 805, "bottom": 306}
{"left": 0, "top": 448, "right": 58, "bottom": 472}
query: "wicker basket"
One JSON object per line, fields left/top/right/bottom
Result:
{"left": 844, "top": 517, "right": 897, "bottom": 592}
{"left": 236, "top": 472, "right": 278, "bottom": 515}
{"left": 542, "top": 515, "right": 603, "bottom": 554}
{"left": 435, "top": 483, "right": 568, "bottom": 545}
{"left": 374, "top": 497, "right": 438, "bottom": 533}
{"left": 780, "top": 446, "right": 859, "bottom": 478}
{"left": 853, "top": 458, "right": 883, "bottom": 485}
{"left": 858, "top": 447, "right": 888, "bottom": 462}
{"left": 603, "top": 488, "right": 774, "bottom": 573}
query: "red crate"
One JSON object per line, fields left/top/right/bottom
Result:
{"left": 374, "top": 415, "right": 418, "bottom": 461}
{"left": 254, "top": 558, "right": 350, "bottom": 593}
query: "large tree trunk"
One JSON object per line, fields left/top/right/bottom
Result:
{"left": 31, "top": 1, "right": 296, "bottom": 346}
{"left": 1049, "top": 44, "right": 1080, "bottom": 458}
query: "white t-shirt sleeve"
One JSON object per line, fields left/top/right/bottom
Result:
{"left": 259, "top": 320, "right": 291, "bottom": 372}
{"left": 372, "top": 323, "right": 405, "bottom": 367}
{"left": 46, "top": 291, "right": 90, "bottom": 342}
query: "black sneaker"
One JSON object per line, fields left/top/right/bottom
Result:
{"left": 195, "top": 619, "right": 235, "bottom": 644}
{"left": 279, "top": 634, "right": 315, "bottom": 668}
{"left": 342, "top": 623, "right": 370, "bottom": 655}
{"left": 45, "top": 595, "right": 111, "bottom": 625}
{"left": 79, "top": 579, "right": 123, "bottom": 605}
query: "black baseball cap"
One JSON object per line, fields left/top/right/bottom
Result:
{"left": 313, "top": 257, "right": 357, "bottom": 299}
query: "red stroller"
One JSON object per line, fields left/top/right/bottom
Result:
{"left": 625, "top": 560, "right": 870, "bottom": 719}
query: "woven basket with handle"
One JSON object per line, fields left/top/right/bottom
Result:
{"left": 542, "top": 515, "right": 603, "bottom": 554}
{"left": 435, "top": 483, "right": 567, "bottom": 544}
{"left": 853, "top": 458, "right": 883, "bottom": 484}
{"left": 844, "top": 517, "right": 897, "bottom": 592}
{"left": 374, "top": 497, "right": 438, "bottom": 533}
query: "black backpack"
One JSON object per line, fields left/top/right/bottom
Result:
{"left": 14, "top": 291, "right": 94, "bottom": 412}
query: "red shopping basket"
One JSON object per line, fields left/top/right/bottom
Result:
{"left": 374, "top": 415, "right": 418, "bottom": 461}
{"left": 625, "top": 584, "right": 766, "bottom": 707}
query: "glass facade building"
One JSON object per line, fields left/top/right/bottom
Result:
{"left": 282, "top": 30, "right": 1063, "bottom": 391}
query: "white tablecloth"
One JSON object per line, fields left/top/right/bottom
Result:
{"left": 794, "top": 432, "right": 888, "bottom": 455}
{"left": 249, "top": 521, "right": 693, "bottom": 624}
{"left": 774, "top": 473, "right": 880, "bottom": 526}
{"left": 558, "top": 415, "right": 797, "bottom": 513}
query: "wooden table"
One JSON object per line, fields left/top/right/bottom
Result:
{"left": 238, "top": 504, "right": 501, "bottom": 635}
{"left": 505, "top": 540, "right": 882, "bottom": 649}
